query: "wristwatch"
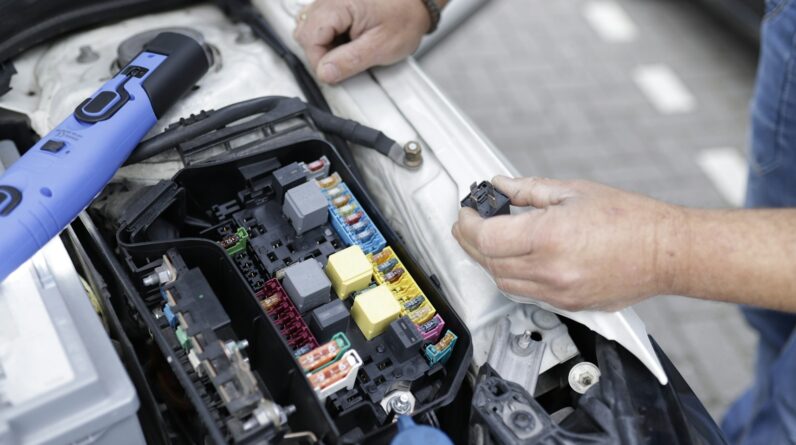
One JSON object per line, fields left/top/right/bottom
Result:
{"left": 421, "top": 0, "right": 443, "bottom": 33}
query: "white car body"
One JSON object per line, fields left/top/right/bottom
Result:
{"left": 0, "top": 1, "right": 666, "bottom": 385}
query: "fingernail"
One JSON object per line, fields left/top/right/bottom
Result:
{"left": 319, "top": 63, "right": 340, "bottom": 83}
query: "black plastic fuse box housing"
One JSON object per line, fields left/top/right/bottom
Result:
{"left": 111, "top": 136, "right": 472, "bottom": 444}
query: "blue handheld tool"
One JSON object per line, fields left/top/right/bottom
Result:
{"left": 0, "top": 32, "right": 209, "bottom": 281}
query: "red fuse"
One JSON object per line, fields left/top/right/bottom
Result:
{"left": 345, "top": 211, "right": 364, "bottom": 225}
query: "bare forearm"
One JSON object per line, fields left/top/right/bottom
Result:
{"left": 670, "top": 208, "right": 796, "bottom": 311}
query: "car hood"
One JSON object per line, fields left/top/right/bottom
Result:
{"left": 0, "top": 0, "right": 667, "bottom": 384}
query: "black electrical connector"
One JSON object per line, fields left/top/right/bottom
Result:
{"left": 460, "top": 181, "right": 511, "bottom": 217}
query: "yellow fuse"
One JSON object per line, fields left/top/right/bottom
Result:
{"left": 326, "top": 246, "right": 373, "bottom": 299}
{"left": 351, "top": 284, "right": 401, "bottom": 340}
{"left": 407, "top": 304, "right": 435, "bottom": 325}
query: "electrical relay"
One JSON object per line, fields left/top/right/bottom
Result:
{"left": 115, "top": 138, "right": 471, "bottom": 443}
{"left": 460, "top": 180, "right": 511, "bottom": 217}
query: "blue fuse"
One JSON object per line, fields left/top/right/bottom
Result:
{"left": 349, "top": 221, "right": 368, "bottom": 232}
{"left": 403, "top": 295, "right": 425, "bottom": 311}
{"left": 356, "top": 229, "right": 374, "bottom": 242}
{"left": 293, "top": 344, "right": 313, "bottom": 357}
{"left": 378, "top": 258, "right": 399, "bottom": 274}
{"left": 425, "top": 330, "right": 457, "bottom": 366}
{"left": 163, "top": 304, "right": 177, "bottom": 328}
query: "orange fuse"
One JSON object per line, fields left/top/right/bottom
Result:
{"left": 298, "top": 333, "right": 350, "bottom": 372}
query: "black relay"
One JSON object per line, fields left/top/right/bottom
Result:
{"left": 460, "top": 181, "right": 511, "bottom": 217}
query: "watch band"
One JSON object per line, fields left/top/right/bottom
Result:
{"left": 421, "top": 0, "right": 442, "bottom": 34}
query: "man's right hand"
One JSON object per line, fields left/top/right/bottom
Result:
{"left": 293, "top": 0, "right": 433, "bottom": 84}
{"left": 451, "top": 176, "right": 687, "bottom": 312}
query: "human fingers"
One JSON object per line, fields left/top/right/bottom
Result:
{"left": 294, "top": 0, "right": 354, "bottom": 72}
{"left": 314, "top": 29, "right": 386, "bottom": 83}
{"left": 454, "top": 208, "right": 541, "bottom": 258}
{"left": 491, "top": 175, "right": 575, "bottom": 209}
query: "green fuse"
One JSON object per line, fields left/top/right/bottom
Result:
{"left": 222, "top": 227, "right": 249, "bottom": 255}
{"left": 175, "top": 326, "right": 191, "bottom": 350}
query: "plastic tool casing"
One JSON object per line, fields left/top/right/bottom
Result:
{"left": 0, "top": 32, "right": 208, "bottom": 281}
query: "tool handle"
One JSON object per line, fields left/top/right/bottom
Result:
{"left": 0, "top": 32, "right": 208, "bottom": 281}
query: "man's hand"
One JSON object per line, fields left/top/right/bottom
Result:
{"left": 452, "top": 176, "right": 687, "bottom": 311}
{"left": 293, "top": 0, "right": 432, "bottom": 84}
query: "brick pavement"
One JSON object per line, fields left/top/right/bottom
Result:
{"left": 420, "top": 0, "right": 758, "bottom": 420}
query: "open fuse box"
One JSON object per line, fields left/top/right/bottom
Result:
{"left": 113, "top": 135, "right": 471, "bottom": 443}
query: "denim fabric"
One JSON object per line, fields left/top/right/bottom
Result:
{"left": 721, "top": 1, "right": 796, "bottom": 443}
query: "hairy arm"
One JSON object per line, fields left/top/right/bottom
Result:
{"left": 452, "top": 176, "right": 796, "bottom": 312}
{"left": 673, "top": 208, "right": 796, "bottom": 311}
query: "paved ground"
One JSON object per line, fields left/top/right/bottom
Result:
{"left": 420, "top": 0, "right": 759, "bottom": 421}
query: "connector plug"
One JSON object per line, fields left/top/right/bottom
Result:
{"left": 460, "top": 181, "right": 510, "bottom": 217}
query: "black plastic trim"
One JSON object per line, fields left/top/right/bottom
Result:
{"left": 0, "top": 185, "right": 22, "bottom": 216}
{"left": 140, "top": 32, "right": 210, "bottom": 118}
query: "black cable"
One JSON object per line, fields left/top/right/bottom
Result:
{"left": 126, "top": 96, "right": 285, "bottom": 164}
{"left": 215, "top": 0, "right": 365, "bottom": 177}
{"left": 126, "top": 96, "right": 400, "bottom": 165}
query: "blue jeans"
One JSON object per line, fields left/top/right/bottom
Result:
{"left": 720, "top": 1, "right": 796, "bottom": 443}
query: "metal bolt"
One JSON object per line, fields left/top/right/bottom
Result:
{"left": 142, "top": 274, "right": 158, "bottom": 287}
{"left": 77, "top": 45, "right": 99, "bottom": 64}
{"left": 568, "top": 362, "right": 601, "bottom": 394}
{"left": 143, "top": 264, "right": 173, "bottom": 287}
{"left": 517, "top": 330, "right": 532, "bottom": 349}
{"left": 403, "top": 141, "right": 423, "bottom": 169}
{"left": 390, "top": 393, "right": 412, "bottom": 414}
{"left": 509, "top": 410, "right": 535, "bottom": 431}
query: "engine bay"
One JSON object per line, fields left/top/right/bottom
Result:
{"left": 0, "top": 2, "right": 728, "bottom": 444}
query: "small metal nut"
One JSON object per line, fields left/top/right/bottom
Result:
{"left": 568, "top": 362, "right": 601, "bottom": 394}
{"left": 403, "top": 141, "right": 423, "bottom": 169}
{"left": 390, "top": 393, "right": 413, "bottom": 414}
{"left": 381, "top": 390, "right": 416, "bottom": 415}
